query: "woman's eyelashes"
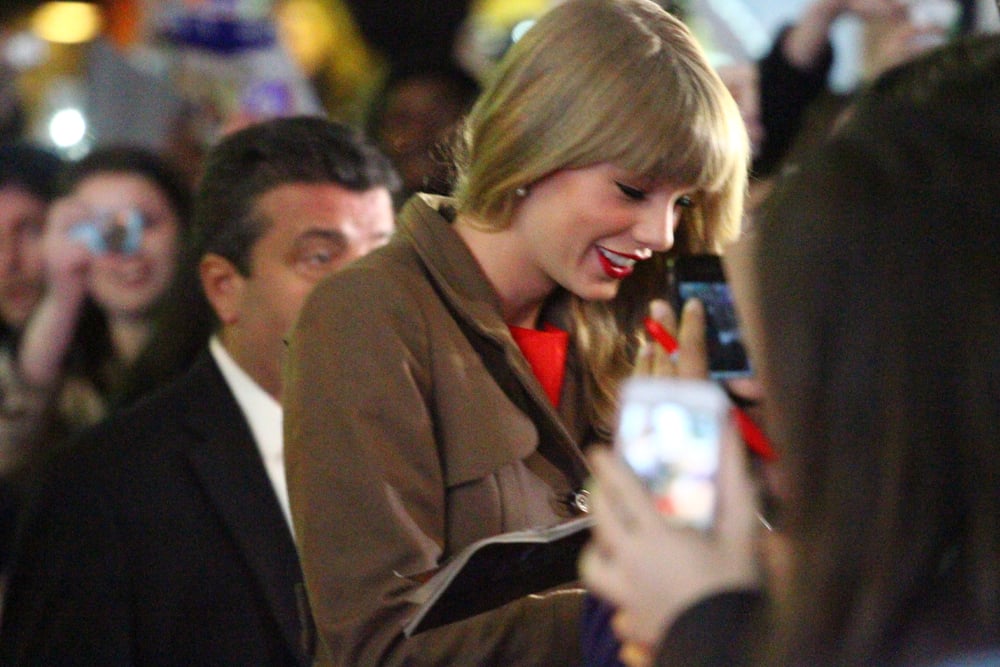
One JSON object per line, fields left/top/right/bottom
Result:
{"left": 615, "top": 181, "right": 696, "bottom": 210}
{"left": 615, "top": 181, "right": 646, "bottom": 201}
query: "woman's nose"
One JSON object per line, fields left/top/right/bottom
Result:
{"left": 631, "top": 203, "right": 676, "bottom": 252}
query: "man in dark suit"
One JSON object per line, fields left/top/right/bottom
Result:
{"left": 0, "top": 117, "right": 400, "bottom": 666}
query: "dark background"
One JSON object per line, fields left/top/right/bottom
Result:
{"left": 1, "top": 1, "right": 474, "bottom": 71}
{"left": 343, "top": 0, "right": 472, "bottom": 69}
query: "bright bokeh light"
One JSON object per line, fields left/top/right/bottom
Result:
{"left": 48, "top": 107, "right": 87, "bottom": 148}
{"left": 31, "top": 2, "right": 103, "bottom": 44}
{"left": 3, "top": 31, "right": 50, "bottom": 70}
{"left": 510, "top": 19, "right": 535, "bottom": 43}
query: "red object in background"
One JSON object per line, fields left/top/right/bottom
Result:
{"left": 104, "top": 0, "right": 141, "bottom": 48}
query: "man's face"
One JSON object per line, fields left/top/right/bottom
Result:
{"left": 215, "top": 182, "right": 394, "bottom": 398}
{"left": 0, "top": 186, "right": 47, "bottom": 329}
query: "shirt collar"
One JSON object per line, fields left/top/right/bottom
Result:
{"left": 208, "top": 335, "right": 291, "bottom": 529}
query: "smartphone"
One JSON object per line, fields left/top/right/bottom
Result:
{"left": 670, "top": 254, "right": 751, "bottom": 380}
{"left": 615, "top": 377, "right": 728, "bottom": 531}
{"left": 69, "top": 208, "right": 144, "bottom": 255}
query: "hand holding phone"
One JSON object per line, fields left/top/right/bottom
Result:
{"left": 669, "top": 254, "right": 751, "bottom": 380}
{"left": 615, "top": 377, "right": 729, "bottom": 531}
{"left": 582, "top": 409, "right": 761, "bottom": 641}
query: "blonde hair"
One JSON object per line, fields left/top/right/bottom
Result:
{"left": 454, "top": 0, "right": 750, "bottom": 436}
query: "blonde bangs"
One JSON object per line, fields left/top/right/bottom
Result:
{"left": 547, "top": 9, "right": 748, "bottom": 202}
{"left": 608, "top": 56, "right": 746, "bottom": 196}
{"left": 564, "top": 38, "right": 749, "bottom": 249}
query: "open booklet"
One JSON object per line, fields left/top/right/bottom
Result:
{"left": 401, "top": 516, "right": 594, "bottom": 637}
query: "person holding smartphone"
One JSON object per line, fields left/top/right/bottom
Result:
{"left": 7, "top": 146, "right": 192, "bottom": 460}
{"left": 282, "top": 1, "right": 750, "bottom": 664}
{"left": 580, "top": 32, "right": 1000, "bottom": 667}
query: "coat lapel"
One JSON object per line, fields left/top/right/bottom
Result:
{"left": 400, "top": 197, "right": 592, "bottom": 487}
{"left": 179, "top": 354, "right": 307, "bottom": 664}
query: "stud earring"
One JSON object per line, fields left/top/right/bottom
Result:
{"left": 515, "top": 186, "right": 529, "bottom": 198}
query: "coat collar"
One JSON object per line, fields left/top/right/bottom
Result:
{"left": 397, "top": 195, "right": 509, "bottom": 337}
{"left": 396, "top": 196, "right": 592, "bottom": 488}
{"left": 398, "top": 195, "right": 576, "bottom": 344}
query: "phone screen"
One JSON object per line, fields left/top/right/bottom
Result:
{"left": 671, "top": 255, "right": 752, "bottom": 380}
{"left": 615, "top": 378, "right": 728, "bottom": 531}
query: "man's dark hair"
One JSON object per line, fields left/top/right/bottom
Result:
{"left": 118, "top": 116, "right": 400, "bottom": 407}
{"left": 195, "top": 115, "right": 401, "bottom": 276}
{"left": 0, "top": 142, "right": 63, "bottom": 201}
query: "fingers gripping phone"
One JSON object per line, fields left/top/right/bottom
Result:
{"left": 669, "top": 254, "right": 751, "bottom": 380}
{"left": 615, "top": 378, "right": 729, "bottom": 531}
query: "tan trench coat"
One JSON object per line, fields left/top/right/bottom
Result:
{"left": 284, "top": 195, "right": 596, "bottom": 666}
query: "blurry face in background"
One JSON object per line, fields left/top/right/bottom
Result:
{"left": 377, "top": 75, "right": 472, "bottom": 195}
{"left": 73, "top": 173, "right": 181, "bottom": 320}
{"left": 717, "top": 63, "right": 764, "bottom": 158}
{"left": 0, "top": 186, "right": 47, "bottom": 329}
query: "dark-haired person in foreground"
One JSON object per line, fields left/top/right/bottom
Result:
{"left": 0, "top": 116, "right": 399, "bottom": 666}
{"left": 581, "top": 33, "right": 1000, "bottom": 667}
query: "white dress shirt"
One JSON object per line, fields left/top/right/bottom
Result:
{"left": 209, "top": 335, "right": 292, "bottom": 532}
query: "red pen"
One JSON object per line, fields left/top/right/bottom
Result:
{"left": 644, "top": 316, "right": 777, "bottom": 461}
{"left": 643, "top": 316, "right": 679, "bottom": 356}
{"left": 732, "top": 407, "right": 777, "bottom": 461}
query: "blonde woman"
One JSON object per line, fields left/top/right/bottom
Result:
{"left": 283, "top": 0, "right": 749, "bottom": 664}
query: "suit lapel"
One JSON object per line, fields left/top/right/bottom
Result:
{"left": 179, "top": 354, "right": 306, "bottom": 664}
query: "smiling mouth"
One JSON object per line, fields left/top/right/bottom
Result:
{"left": 111, "top": 260, "right": 152, "bottom": 287}
{"left": 596, "top": 246, "right": 644, "bottom": 279}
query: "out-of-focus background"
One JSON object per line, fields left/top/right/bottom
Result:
{"left": 1, "top": 0, "right": 998, "bottom": 179}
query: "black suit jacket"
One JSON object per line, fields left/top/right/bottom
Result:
{"left": 0, "top": 352, "right": 310, "bottom": 666}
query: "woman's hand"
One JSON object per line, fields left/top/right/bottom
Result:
{"left": 864, "top": 12, "right": 952, "bottom": 80}
{"left": 635, "top": 298, "right": 709, "bottom": 379}
{"left": 16, "top": 197, "right": 96, "bottom": 388}
{"left": 579, "top": 427, "right": 762, "bottom": 661}
{"left": 42, "top": 197, "right": 95, "bottom": 303}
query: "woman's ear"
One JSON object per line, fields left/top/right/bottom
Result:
{"left": 199, "top": 253, "right": 245, "bottom": 326}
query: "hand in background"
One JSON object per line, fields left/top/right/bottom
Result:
{"left": 864, "top": 10, "right": 955, "bottom": 79}
{"left": 783, "top": 0, "right": 907, "bottom": 70}
{"left": 41, "top": 197, "right": 95, "bottom": 303}
{"left": 840, "top": 0, "right": 907, "bottom": 18}
{"left": 16, "top": 197, "right": 95, "bottom": 388}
